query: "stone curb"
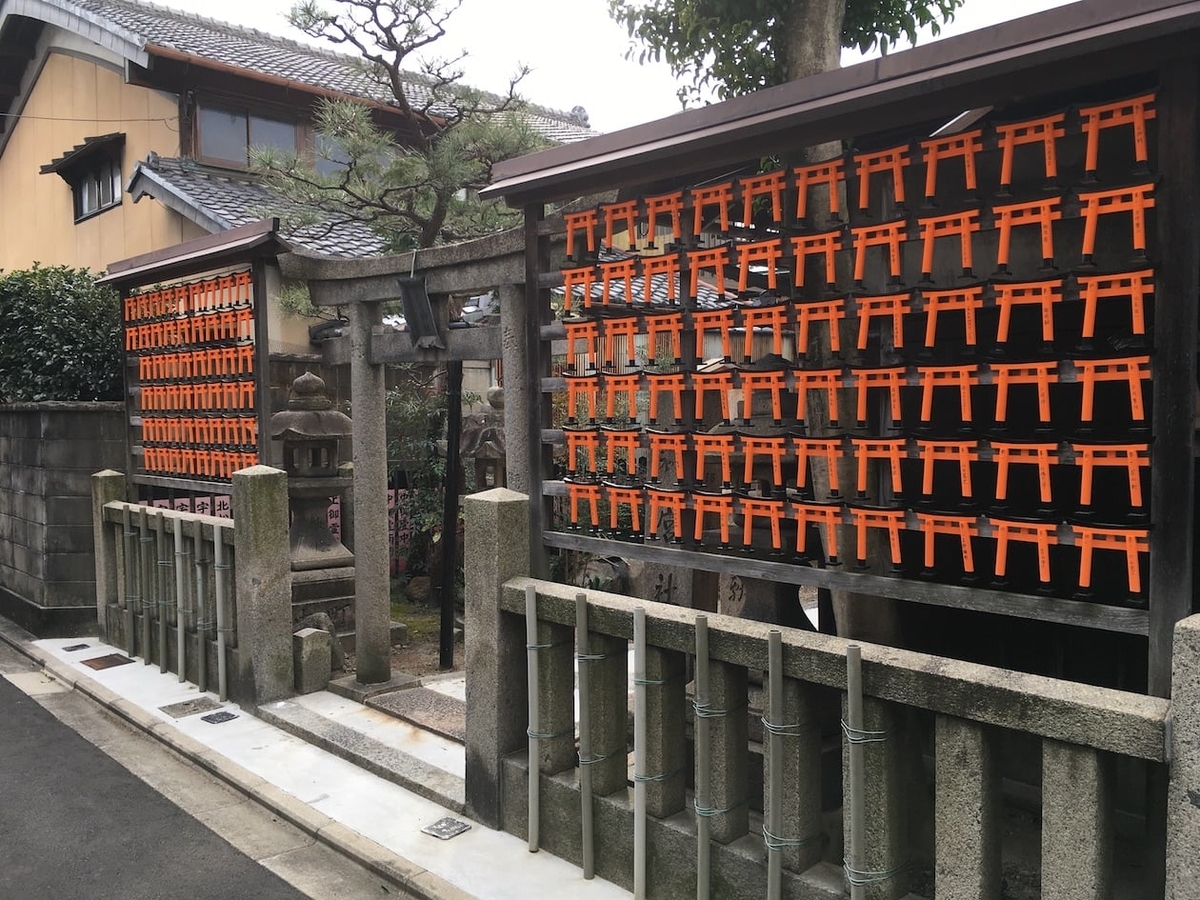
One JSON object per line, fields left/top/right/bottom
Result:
{"left": 0, "top": 621, "right": 470, "bottom": 900}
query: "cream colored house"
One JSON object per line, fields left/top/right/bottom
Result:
{"left": 0, "top": 0, "right": 594, "bottom": 352}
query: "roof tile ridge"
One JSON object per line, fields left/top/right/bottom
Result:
{"left": 130, "top": 153, "right": 238, "bottom": 230}
{"left": 106, "top": 0, "right": 413, "bottom": 75}
{"left": 106, "top": 0, "right": 595, "bottom": 128}
{"left": 47, "top": 0, "right": 152, "bottom": 55}
{"left": 146, "top": 153, "right": 265, "bottom": 184}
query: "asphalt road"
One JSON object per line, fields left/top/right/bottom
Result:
{"left": 0, "top": 645, "right": 400, "bottom": 900}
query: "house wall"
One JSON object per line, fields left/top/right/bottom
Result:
{"left": 180, "top": 219, "right": 208, "bottom": 243}
{"left": 0, "top": 45, "right": 186, "bottom": 273}
{"left": 263, "top": 266, "right": 321, "bottom": 357}
{"left": 463, "top": 359, "right": 493, "bottom": 412}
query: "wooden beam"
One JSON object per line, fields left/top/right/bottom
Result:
{"left": 485, "top": 2, "right": 1200, "bottom": 206}
{"left": 542, "top": 530, "right": 1149, "bottom": 636}
{"left": 101, "top": 219, "right": 282, "bottom": 284}
{"left": 252, "top": 258, "right": 271, "bottom": 467}
{"left": 1148, "top": 59, "right": 1200, "bottom": 697}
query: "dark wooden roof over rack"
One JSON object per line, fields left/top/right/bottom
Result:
{"left": 484, "top": 0, "right": 1200, "bottom": 205}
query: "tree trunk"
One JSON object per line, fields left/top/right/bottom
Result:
{"left": 780, "top": 0, "right": 846, "bottom": 81}
{"left": 421, "top": 190, "right": 453, "bottom": 247}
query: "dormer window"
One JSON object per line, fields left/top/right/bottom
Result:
{"left": 40, "top": 133, "right": 125, "bottom": 222}
{"left": 198, "top": 103, "right": 298, "bottom": 167}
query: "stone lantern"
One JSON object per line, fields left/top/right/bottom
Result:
{"left": 270, "top": 371, "right": 354, "bottom": 570}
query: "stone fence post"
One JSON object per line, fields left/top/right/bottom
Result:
{"left": 232, "top": 465, "right": 294, "bottom": 706}
{"left": 91, "top": 470, "right": 126, "bottom": 637}
{"left": 464, "top": 488, "right": 530, "bottom": 827}
{"left": 1167, "top": 613, "right": 1200, "bottom": 899}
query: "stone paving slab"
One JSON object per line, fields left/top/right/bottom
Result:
{"left": 367, "top": 687, "right": 466, "bottom": 743}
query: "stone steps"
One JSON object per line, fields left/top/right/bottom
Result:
{"left": 257, "top": 697, "right": 466, "bottom": 813}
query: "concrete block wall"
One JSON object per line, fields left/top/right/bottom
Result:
{"left": 0, "top": 403, "right": 125, "bottom": 634}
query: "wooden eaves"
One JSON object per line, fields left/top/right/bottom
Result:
{"left": 137, "top": 44, "right": 432, "bottom": 144}
{"left": 99, "top": 218, "right": 288, "bottom": 288}
{"left": 482, "top": 0, "right": 1200, "bottom": 206}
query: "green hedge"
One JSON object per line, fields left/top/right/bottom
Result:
{"left": 0, "top": 265, "right": 122, "bottom": 402}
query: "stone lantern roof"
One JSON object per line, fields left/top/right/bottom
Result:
{"left": 270, "top": 371, "right": 352, "bottom": 442}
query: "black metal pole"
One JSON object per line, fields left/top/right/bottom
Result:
{"left": 439, "top": 360, "right": 463, "bottom": 669}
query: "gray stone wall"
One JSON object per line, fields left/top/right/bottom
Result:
{"left": 0, "top": 403, "right": 125, "bottom": 634}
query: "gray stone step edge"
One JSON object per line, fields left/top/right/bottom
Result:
{"left": 256, "top": 699, "right": 467, "bottom": 813}
{"left": 0, "top": 617, "right": 473, "bottom": 900}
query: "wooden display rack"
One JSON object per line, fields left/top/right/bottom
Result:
{"left": 483, "top": 2, "right": 1200, "bottom": 696}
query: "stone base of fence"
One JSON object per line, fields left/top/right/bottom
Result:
{"left": 91, "top": 466, "right": 293, "bottom": 709}
{"left": 464, "top": 487, "right": 1200, "bottom": 900}
{"left": 102, "top": 606, "right": 247, "bottom": 698}
{"left": 501, "top": 753, "right": 849, "bottom": 900}
{"left": 500, "top": 753, "right": 847, "bottom": 900}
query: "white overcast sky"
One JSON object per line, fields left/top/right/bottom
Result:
{"left": 161, "top": 0, "right": 1080, "bottom": 133}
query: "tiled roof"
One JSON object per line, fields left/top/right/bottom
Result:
{"left": 127, "top": 155, "right": 388, "bottom": 258}
{"left": 39, "top": 132, "right": 123, "bottom": 174}
{"left": 60, "top": 0, "right": 597, "bottom": 143}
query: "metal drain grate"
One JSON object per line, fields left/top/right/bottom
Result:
{"left": 80, "top": 653, "right": 134, "bottom": 670}
{"left": 200, "top": 710, "right": 238, "bottom": 725}
{"left": 62, "top": 643, "right": 90, "bottom": 652}
{"left": 422, "top": 817, "right": 471, "bottom": 840}
{"left": 159, "top": 697, "right": 224, "bottom": 719}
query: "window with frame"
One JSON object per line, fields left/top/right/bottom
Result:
{"left": 314, "top": 132, "right": 352, "bottom": 176}
{"left": 40, "top": 133, "right": 125, "bottom": 223}
{"left": 198, "top": 103, "right": 299, "bottom": 167}
{"left": 72, "top": 155, "right": 121, "bottom": 220}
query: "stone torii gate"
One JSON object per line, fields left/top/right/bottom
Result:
{"left": 280, "top": 225, "right": 541, "bottom": 683}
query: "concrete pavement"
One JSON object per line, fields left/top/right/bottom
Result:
{"left": 0, "top": 615, "right": 630, "bottom": 900}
